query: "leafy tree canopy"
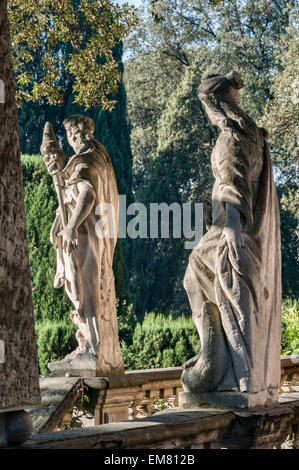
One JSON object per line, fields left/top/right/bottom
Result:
{"left": 8, "top": 0, "right": 138, "bottom": 110}
{"left": 7, "top": 0, "right": 235, "bottom": 110}
{"left": 261, "top": 21, "right": 299, "bottom": 173}
{"left": 124, "top": 0, "right": 298, "bottom": 316}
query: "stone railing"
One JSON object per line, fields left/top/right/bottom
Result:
{"left": 16, "top": 392, "right": 299, "bottom": 449}
{"left": 28, "top": 356, "right": 299, "bottom": 433}
{"left": 280, "top": 356, "right": 299, "bottom": 394}
{"left": 90, "top": 367, "right": 184, "bottom": 424}
{"left": 92, "top": 358, "right": 299, "bottom": 425}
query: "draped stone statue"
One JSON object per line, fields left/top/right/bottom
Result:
{"left": 179, "top": 72, "right": 281, "bottom": 409}
{"left": 41, "top": 115, "right": 124, "bottom": 377}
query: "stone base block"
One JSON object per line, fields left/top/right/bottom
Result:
{"left": 0, "top": 410, "right": 33, "bottom": 447}
{"left": 48, "top": 350, "right": 99, "bottom": 377}
{"left": 179, "top": 389, "right": 278, "bottom": 410}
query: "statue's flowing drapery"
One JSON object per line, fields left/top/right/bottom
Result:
{"left": 183, "top": 124, "right": 281, "bottom": 397}
{"left": 50, "top": 143, "right": 124, "bottom": 374}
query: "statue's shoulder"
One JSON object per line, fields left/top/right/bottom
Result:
{"left": 63, "top": 151, "right": 94, "bottom": 172}
{"left": 62, "top": 152, "right": 100, "bottom": 187}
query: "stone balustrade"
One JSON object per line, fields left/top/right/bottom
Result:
{"left": 27, "top": 356, "right": 299, "bottom": 434}
{"left": 13, "top": 392, "right": 299, "bottom": 449}
{"left": 280, "top": 356, "right": 299, "bottom": 394}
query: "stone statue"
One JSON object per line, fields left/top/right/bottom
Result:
{"left": 41, "top": 115, "right": 124, "bottom": 377}
{"left": 180, "top": 71, "right": 281, "bottom": 409}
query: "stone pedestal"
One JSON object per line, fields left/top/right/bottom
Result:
{"left": 179, "top": 389, "right": 279, "bottom": 411}
{"left": 48, "top": 351, "right": 99, "bottom": 377}
{"left": 48, "top": 349, "right": 124, "bottom": 377}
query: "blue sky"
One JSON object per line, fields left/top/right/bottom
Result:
{"left": 117, "top": 0, "right": 142, "bottom": 6}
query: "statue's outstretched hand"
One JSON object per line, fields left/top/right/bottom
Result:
{"left": 58, "top": 226, "right": 78, "bottom": 255}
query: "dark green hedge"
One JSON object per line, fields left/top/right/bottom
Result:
{"left": 121, "top": 312, "right": 200, "bottom": 370}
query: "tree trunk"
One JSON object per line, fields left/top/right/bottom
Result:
{"left": 0, "top": 0, "right": 40, "bottom": 412}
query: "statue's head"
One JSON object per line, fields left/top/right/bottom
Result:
{"left": 197, "top": 71, "right": 244, "bottom": 104}
{"left": 197, "top": 71, "right": 248, "bottom": 131}
{"left": 63, "top": 115, "right": 95, "bottom": 154}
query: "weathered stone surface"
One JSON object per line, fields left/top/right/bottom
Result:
{"left": 0, "top": 1, "right": 40, "bottom": 413}
{"left": 26, "top": 364, "right": 299, "bottom": 435}
{"left": 0, "top": 410, "right": 33, "bottom": 447}
{"left": 4, "top": 410, "right": 33, "bottom": 445}
{"left": 224, "top": 405, "right": 295, "bottom": 449}
{"left": 11, "top": 392, "right": 299, "bottom": 449}
{"left": 27, "top": 368, "right": 184, "bottom": 431}
{"left": 20, "top": 409, "right": 234, "bottom": 449}
{"left": 179, "top": 389, "right": 278, "bottom": 410}
{"left": 48, "top": 350, "right": 99, "bottom": 377}
{"left": 181, "top": 71, "right": 281, "bottom": 409}
{"left": 27, "top": 377, "right": 81, "bottom": 433}
{"left": 41, "top": 116, "right": 124, "bottom": 377}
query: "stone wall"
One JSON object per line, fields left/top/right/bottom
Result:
{"left": 14, "top": 392, "right": 299, "bottom": 449}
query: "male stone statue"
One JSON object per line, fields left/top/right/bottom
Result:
{"left": 180, "top": 71, "right": 281, "bottom": 409}
{"left": 41, "top": 115, "right": 124, "bottom": 377}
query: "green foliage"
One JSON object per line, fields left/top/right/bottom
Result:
{"left": 35, "top": 319, "right": 77, "bottom": 376}
{"left": 149, "top": 398, "right": 175, "bottom": 414}
{"left": 65, "top": 381, "right": 94, "bottom": 429}
{"left": 9, "top": 0, "right": 138, "bottom": 109}
{"left": 121, "top": 312, "right": 200, "bottom": 370}
{"left": 281, "top": 299, "right": 299, "bottom": 355}
{"left": 22, "top": 154, "right": 75, "bottom": 374}
{"left": 125, "top": 0, "right": 298, "bottom": 317}
{"left": 117, "top": 300, "right": 137, "bottom": 346}
{"left": 126, "top": 50, "right": 216, "bottom": 318}
{"left": 120, "top": 301, "right": 298, "bottom": 371}
{"left": 261, "top": 20, "right": 299, "bottom": 171}
{"left": 278, "top": 184, "right": 299, "bottom": 298}
{"left": 149, "top": 0, "right": 225, "bottom": 23}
